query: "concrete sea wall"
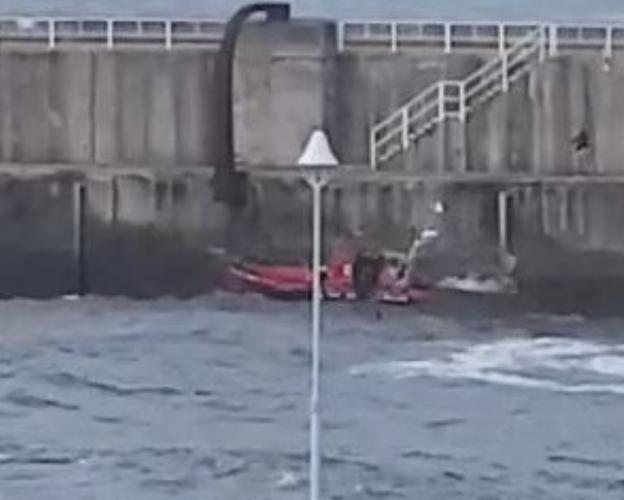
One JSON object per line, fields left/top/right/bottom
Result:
{"left": 0, "top": 50, "right": 216, "bottom": 165}
{"left": 2, "top": 165, "right": 623, "bottom": 305}
{"left": 0, "top": 29, "right": 622, "bottom": 175}
{"left": 0, "top": 19, "right": 623, "bottom": 301}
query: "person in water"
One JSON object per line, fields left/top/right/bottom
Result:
{"left": 571, "top": 129, "right": 592, "bottom": 173}
{"left": 327, "top": 226, "right": 384, "bottom": 299}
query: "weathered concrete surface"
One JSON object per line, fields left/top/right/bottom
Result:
{"left": 333, "top": 52, "right": 482, "bottom": 167}
{"left": 1, "top": 166, "right": 624, "bottom": 300}
{"left": 461, "top": 54, "right": 624, "bottom": 175}
{"left": 0, "top": 171, "right": 229, "bottom": 297}
{"left": 233, "top": 20, "right": 338, "bottom": 166}
{"left": 0, "top": 50, "right": 217, "bottom": 166}
{"left": 0, "top": 22, "right": 623, "bottom": 300}
{"left": 0, "top": 24, "right": 622, "bottom": 175}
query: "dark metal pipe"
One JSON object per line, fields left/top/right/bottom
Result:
{"left": 213, "top": 3, "right": 290, "bottom": 207}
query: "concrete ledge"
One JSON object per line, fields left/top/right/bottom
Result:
{"left": 5, "top": 163, "right": 624, "bottom": 186}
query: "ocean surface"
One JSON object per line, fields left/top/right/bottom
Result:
{"left": 1, "top": 294, "right": 624, "bottom": 499}
{"left": 0, "top": 0, "right": 623, "bottom": 21}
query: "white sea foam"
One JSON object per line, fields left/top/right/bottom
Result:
{"left": 350, "top": 338, "right": 624, "bottom": 395}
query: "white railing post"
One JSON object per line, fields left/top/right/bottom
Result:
{"left": 165, "top": 20, "right": 172, "bottom": 50}
{"left": 444, "top": 22, "right": 452, "bottom": 53}
{"left": 549, "top": 23, "right": 558, "bottom": 56}
{"left": 605, "top": 26, "right": 613, "bottom": 59}
{"left": 438, "top": 83, "right": 446, "bottom": 121}
{"left": 497, "top": 24, "right": 505, "bottom": 57}
{"left": 107, "top": 19, "right": 114, "bottom": 49}
{"left": 363, "top": 22, "right": 371, "bottom": 39}
{"left": 337, "top": 21, "right": 345, "bottom": 52}
{"left": 48, "top": 19, "right": 56, "bottom": 50}
{"left": 539, "top": 24, "right": 547, "bottom": 62}
{"left": 370, "top": 129, "right": 377, "bottom": 171}
{"left": 390, "top": 21, "right": 398, "bottom": 53}
{"left": 401, "top": 107, "right": 409, "bottom": 149}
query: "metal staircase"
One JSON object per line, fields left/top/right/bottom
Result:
{"left": 370, "top": 28, "right": 545, "bottom": 170}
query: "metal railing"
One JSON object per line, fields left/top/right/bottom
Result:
{"left": 0, "top": 17, "right": 224, "bottom": 49}
{"left": 370, "top": 81, "right": 464, "bottom": 167}
{"left": 370, "top": 29, "right": 542, "bottom": 169}
{"left": 339, "top": 20, "right": 624, "bottom": 57}
{"left": 0, "top": 17, "right": 620, "bottom": 53}
{"left": 464, "top": 29, "right": 542, "bottom": 110}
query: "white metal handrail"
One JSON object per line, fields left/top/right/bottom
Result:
{"left": 371, "top": 82, "right": 440, "bottom": 163}
{"left": 371, "top": 80, "right": 467, "bottom": 168}
{"left": 465, "top": 30, "right": 540, "bottom": 105}
{"left": 0, "top": 16, "right": 620, "bottom": 53}
{"left": 340, "top": 20, "right": 624, "bottom": 57}
{"left": 0, "top": 17, "right": 224, "bottom": 49}
{"left": 374, "top": 80, "right": 440, "bottom": 131}
{"left": 370, "top": 29, "right": 542, "bottom": 169}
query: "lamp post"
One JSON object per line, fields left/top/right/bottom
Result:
{"left": 297, "top": 129, "right": 339, "bottom": 500}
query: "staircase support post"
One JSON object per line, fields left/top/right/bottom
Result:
{"left": 459, "top": 82, "right": 466, "bottom": 122}
{"left": 437, "top": 83, "right": 447, "bottom": 172}
{"left": 438, "top": 83, "right": 446, "bottom": 121}
{"left": 401, "top": 107, "right": 409, "bottom": 149}
{"left": 502, "top": 53, "right": 509, "bottom": 92}
{"left": 369, "top": 128, "right": 377, "bottom": 171}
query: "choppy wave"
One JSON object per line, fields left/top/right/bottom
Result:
{"left": 2, "top": 296, "right": 624, "bottom": 499}
{"left": 350, "top": 337, "right": 624, "bottom": 395}
{"left": 43, "top": 371, "right": 184, "bottom": 397}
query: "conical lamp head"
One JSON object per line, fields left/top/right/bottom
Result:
{"left": 297, "top": 129, "right": 339, "bottom": 167}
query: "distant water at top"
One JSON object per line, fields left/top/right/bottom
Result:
{"left": 0, "top": 0, "right": 623, "bottom": 22}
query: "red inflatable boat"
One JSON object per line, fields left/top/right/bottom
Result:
{"left": 223, "top": 254, "right": 430, "bottom": 305}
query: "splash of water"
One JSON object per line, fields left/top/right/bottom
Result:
{"left": 350, "top": 337, "right": 624, "bottom": 395}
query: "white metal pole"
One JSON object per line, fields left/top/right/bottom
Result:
{"left": 498, "top": 190, "right": 508, "bottom": 253}
{"left": 308, "top": 174, "right": 325, "bottom": 500}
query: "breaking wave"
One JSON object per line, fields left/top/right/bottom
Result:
{"left": 350, "top": 337, "right": 624, "bottom": 395}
